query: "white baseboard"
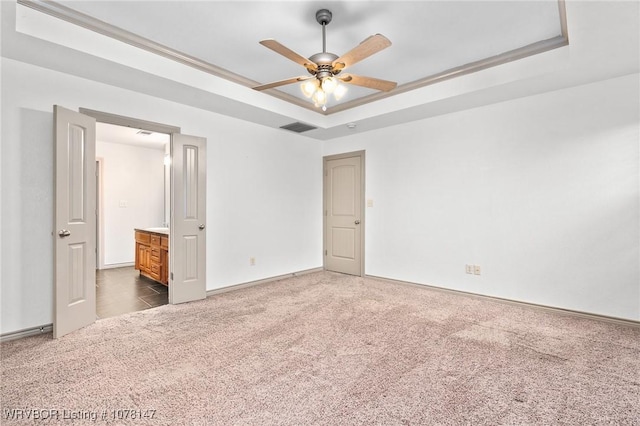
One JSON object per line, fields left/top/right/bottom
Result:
{"left": 1, "top": 324, "right": 53, "bottom": 342}
{"left": 99, "top": 262, "right": 135, "bottom": 270}
{"left": 8, "top": 268, "right": 631, "bottom": 343}
{"left": 1, "top": 268, "right": 324, "bottom": 342}
{"left": 206, "top": 267, "right": 324, "bottom": 297}
{"left": 365, "top": 274, "right": 640, "bottom": 328}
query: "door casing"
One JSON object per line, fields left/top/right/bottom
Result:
{"left": 96, "top": 158, "right": 104, "bottom": 270}
{"left": 323, "top": 150, "right": 366, "bottom": 276}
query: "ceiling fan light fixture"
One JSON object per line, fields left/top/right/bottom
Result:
{"left": 312, "top": 88, "right": 327, "bottom": 106}
{"left": 333, "top": 83, "right": 347, "bottom": 101}
{"left": 301, "top": 79, "right": 318, "bottom": 98}
{"left": 302, "top": 76, "right": 347, "bottom": 109}
{"left": 321, "top": 76, "right": 338, "bottom": 94}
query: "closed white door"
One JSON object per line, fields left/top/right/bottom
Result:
{"left": 54, "top": 106, "right": 97, "bottom": 338}
{"left": 170, "top": 133, "right": 207, "bottom": 304}
{"left": 324, "top": 153, "right": 363, "bottom": 276}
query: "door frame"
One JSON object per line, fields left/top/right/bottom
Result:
{"left": 323, "top": 150, "right": 366, "bottom": 277}
{"left": 79, "top": 108, "right": 181, "bottom": 136}
{"left": 96, "top": 157, "right": 104, "bottom": 270}
{"left": 81, "top": 108, "right": 180, "bottom": 272}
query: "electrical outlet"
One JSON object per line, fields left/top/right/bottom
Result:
{"left": 473, "top": 265, "right": 481, "bottom": 275}
{"left": 465, "top": 264, "right": 474, "bottom": 274}
{"left": 250, "top": 257, "right": 256, "bottom": 266}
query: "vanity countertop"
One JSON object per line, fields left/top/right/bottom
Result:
{"left": 135, "top": 227, "right": 169, "bottom": 236}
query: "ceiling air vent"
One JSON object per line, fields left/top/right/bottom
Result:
{"left": 280, "top": 122, "right": 317, "bottom": 133}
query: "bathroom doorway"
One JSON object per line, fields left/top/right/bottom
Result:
{"left": 55, "top": 106, "right": 207, "bottom": 336}
{"left": 94, "top": 122, "right": 171, "bottom": 318}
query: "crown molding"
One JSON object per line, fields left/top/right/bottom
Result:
{"left": 18, "top": 0, "right": 569, "bottom": 117}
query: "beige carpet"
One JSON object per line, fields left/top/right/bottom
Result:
{"left": 1, "top": 272, "right": 639, "bottom": 425}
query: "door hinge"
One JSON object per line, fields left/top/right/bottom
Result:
{"left": 324, "top": 170, "right": 328, "bottom": 177}
{"left": 324, "top": 210, "right": 327, "bottom": 216}
{"left": 324, "top": 250, "right": 327, "bottom": 256}
{"left": 170, "top": 272, "right": 174, "bottom": 280}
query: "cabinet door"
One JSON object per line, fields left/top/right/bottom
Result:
{"left": 135, "top": 243, "right": 142, "bottom": 270}
{"left": 145, "top": 247, "right": 151, "bottom": 272}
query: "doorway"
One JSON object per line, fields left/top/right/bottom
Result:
{"left": 323, "top": 151, "right": 365, "bottom": 276}
{"left": 54, "top": 106, "right": 208, "bottom": 337}
{"left": 94, "top": 121, "right": 171, "bottom": 318}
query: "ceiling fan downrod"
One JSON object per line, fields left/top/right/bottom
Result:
{"left": 316, "top": 9, "right": 332, "bottom": 53}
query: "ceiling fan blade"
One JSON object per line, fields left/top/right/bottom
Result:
{"left": 340, "top": 74, "right": 397, "bottom": 92}
{"left": 259, "top": 39, "right": 317, "bottom": 72}
{"left": 333, "top": 34, "right": 392, "bottom": 69}
{"left": 253, "top": 76, "right": 311, "bottom": 91}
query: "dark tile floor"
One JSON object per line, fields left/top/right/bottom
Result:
{"left": 96, "top": 266, "right": 168, "bottom": 319}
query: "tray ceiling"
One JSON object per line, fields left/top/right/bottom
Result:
{"left": 8, "top": 1, "right": 637, "bottom": 140}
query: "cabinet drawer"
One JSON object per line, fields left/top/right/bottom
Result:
{"left": 150, "top": 262, "right": 161, "bottom": 280}
{"left": 135, "top": 231, "right": 150, "bottom": 244}
{"left": 150, "top": 247, "right": 161, "bottom": 262}
{"left": 161, "top": 236, "right": 169, "bottom": 250}
{"left": 150, "top": 235, "right": 161, "bottom": 246}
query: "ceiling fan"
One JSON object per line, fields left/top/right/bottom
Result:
{"left": 253, "top": 9, "right": 397, "bottom": 110}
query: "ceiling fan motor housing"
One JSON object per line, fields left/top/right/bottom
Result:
{"left": 308, "top": 52, "right": 340, "bottom": 78}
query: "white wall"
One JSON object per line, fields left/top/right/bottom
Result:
{"left": 1, "top": 57, "right": 637, "bottom": 335}
{"left": 324, "top": 73, "right": 640, "bottom": 321}
{"left": 96, "top": 141, "right": 165, "bottom": 266}
{"left": 0, "top": 58, "right": 323, "bottom": 334}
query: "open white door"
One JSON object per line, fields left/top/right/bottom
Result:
{"left": 170, "top": 133, "right": 207, "bottom": 304}
{"left": 54, "top": 106, "right": 97, "bottom": 338}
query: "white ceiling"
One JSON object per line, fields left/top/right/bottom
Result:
{"left": 4, "top": 1, "right": 639, "bottom": 139}
{"left": 97, "top": 122, "right": 169, "bottom": 150}
{"left": 56, "top": 1, "right": 564, "bottom": 109}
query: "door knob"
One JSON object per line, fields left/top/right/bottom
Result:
{"left": 58, "top": 229, "right": 71, "bottom": 237}
{"left": 354, "top": 220, "right": 361, "bottom": 225}
{"left": 198, "top": 224, "right": 205, "bottom": 230}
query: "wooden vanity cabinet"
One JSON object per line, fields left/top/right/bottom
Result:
{"left": 135, "top": 230, "right": 169, "bottom": 286}
{"left": 160, "top": 236, "right": 169, "bottom": 284}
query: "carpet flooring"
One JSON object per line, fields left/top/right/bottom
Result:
{"left": 1, "top": 272, "right": 639, "bottom": 425}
